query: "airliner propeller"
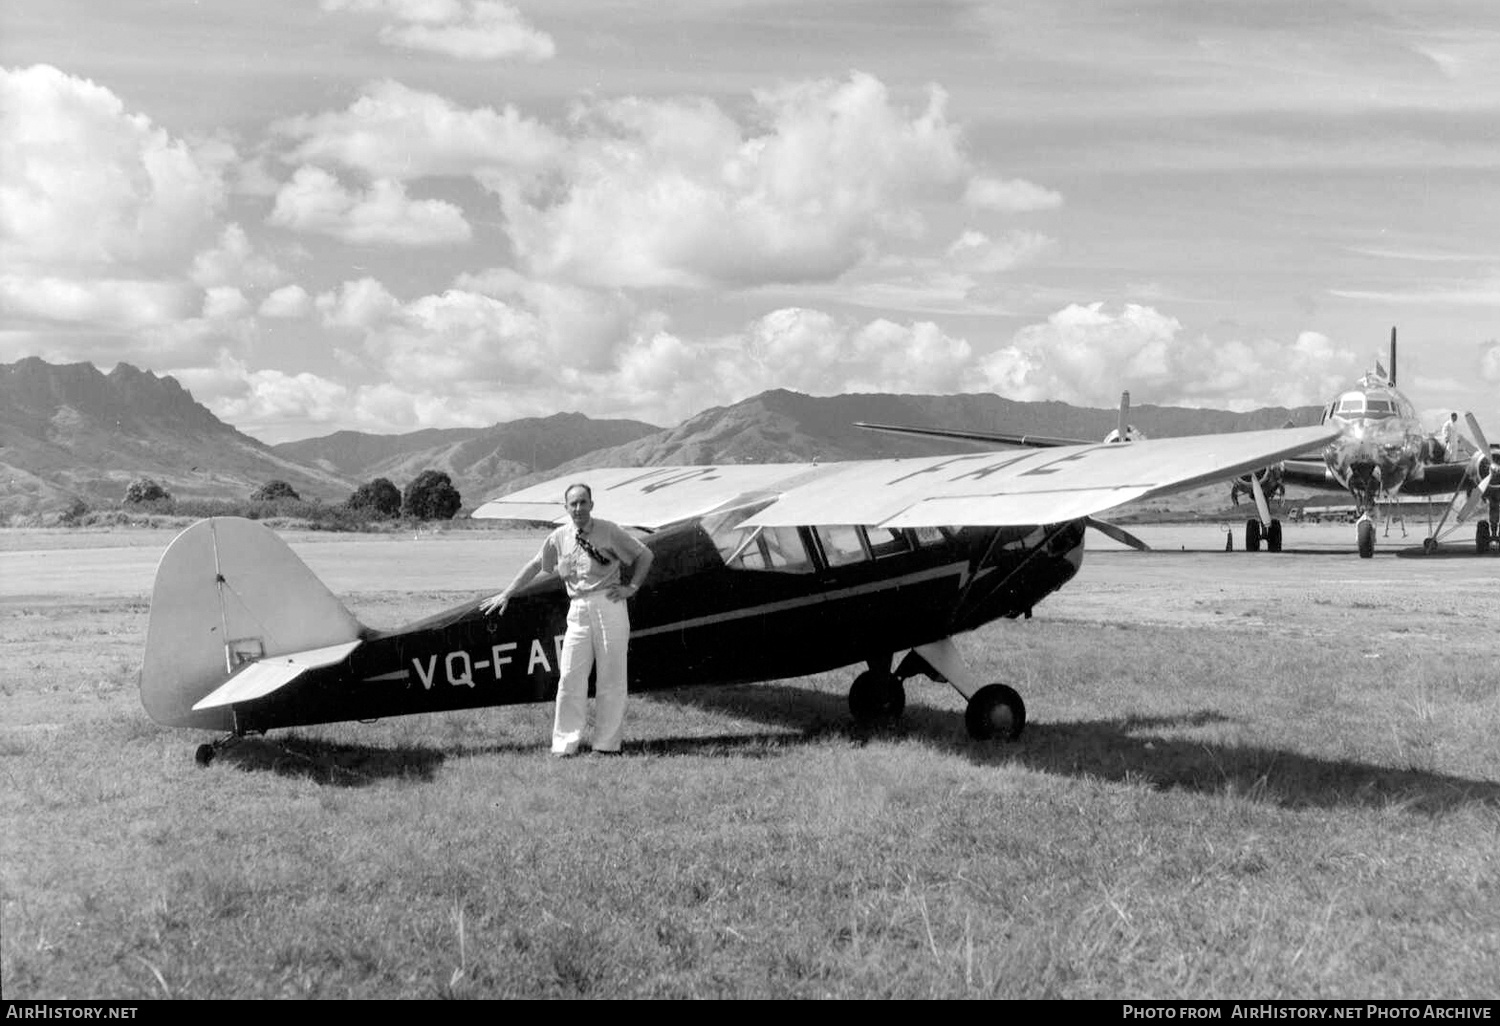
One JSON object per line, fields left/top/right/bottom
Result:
{"left": 1424, "top": 412, "right": 1496, "bottom": 553}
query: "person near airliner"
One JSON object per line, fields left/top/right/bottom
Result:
{"left": 1440, "top": 412, "right": 1460, "bottom": 462}
{"left": 480, "top": 483, "right": 652, "bottom": 757}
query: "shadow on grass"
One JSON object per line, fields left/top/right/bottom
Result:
{"left": 657, "top": 682, "right": 1500, "bottom": 814}
{"left": 215, "top": 734, "right": 543, "bottom": 786}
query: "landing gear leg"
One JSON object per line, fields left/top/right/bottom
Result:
{"left": 898, "top": 639, "right": 1030, "bottom": 742}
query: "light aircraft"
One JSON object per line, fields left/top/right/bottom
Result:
{"left": 140, "top": 425, "right": 1336, "bottom": 764}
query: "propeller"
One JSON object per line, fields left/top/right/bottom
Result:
{"left": 1084, "top": 516, "right": 1150, "bottom": 551}
{"left": 1427, "top": 413, "right": 1493, "bottom": 546}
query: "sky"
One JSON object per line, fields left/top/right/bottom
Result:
{"left": 3, "top": 0, "right": 1499, "bottom": 444}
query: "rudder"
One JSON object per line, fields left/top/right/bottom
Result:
{"left": 140, "top": 518, "right": 364, "bottom": 730}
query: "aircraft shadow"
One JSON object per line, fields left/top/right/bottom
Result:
{"left": 653, "top": 683, "right": 1500, "bottom": 814}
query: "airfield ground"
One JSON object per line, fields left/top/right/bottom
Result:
{"left": 2, "top": 521, "right": 1497, "bottom": 999}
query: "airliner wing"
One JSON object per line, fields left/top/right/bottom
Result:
{"left": 473, "top": 425, "right": 1339, "bottom": 531}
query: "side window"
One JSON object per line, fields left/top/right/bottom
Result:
{"left": 761, "top": 526, "right": 811, "bottom": 570}
{"left": 911, "top": 526, "right": 951, "bottom": 547}
{"left": 814, "top": 525, "right": 867, "bottom": 566}
{"left": 865, "top": 526, "right": 913, "bottom": 558}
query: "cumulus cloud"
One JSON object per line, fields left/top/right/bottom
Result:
{"left": 1480, "top": 341, "right": 1500, "bottom": 383}
{"left": 323, "top": 0, "right": 555, "bottom": 61}
{"left": 189, "top": 224, "right": 286, "bottom": 289}
{"left": 273, "top": 80, "right": 561, "bottom": 180}
{"left": 981, "top": 302, "right": 1357, "bottom": 409}
{"left": 269, "top": 166, "right": 472, "bottom": 245}
{"left": 497, "top": 72, "right": 972, "bottom": 289}
{"left": 0, "top": 274, "right": 190, "bottom": 328}
{"left": 964, "top": 176, "right": 1063, "bottom": 212}
{"left": 174, "top": 352, "right": 352, "bottom": 437}
{"left": 0, "top": 65, "right": 229, "bottom": 274}
{"left": 258, "top": 285, "right": 312, "bottom": 319}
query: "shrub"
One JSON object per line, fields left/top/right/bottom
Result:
{"left": 403, "top": 470, "right": 462, "bottom": 521}
{"left": 346, "top": 477, "right": 402, "bottom": 519}
{"left": 124, "top": 477, "right": 171, "bottom": 504}
{"left": 250, "top": 479, "right": 301, "bottom": 502}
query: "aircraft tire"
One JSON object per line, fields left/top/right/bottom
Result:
{"left": 1267, "top": 519, "right": 1283, "bottom": 553}
{"left": 964, "top": 683, "right": 1026, "bottom": 742}
{"left": 1357, "top": 519, "right": 1375, "bottom": 559}
{"left": 194, "top": 743, "right": 215, "bottom": 767}
{"left": 1245, "top": 519, "right": 1261, "bottom": 552}
{"left": 1423, "top": 537, "right": 1438, "bottom": 555}
{"left": 1477, "top": 520, "right": 1491, "bottom": 555}
{"left": 848, "top": 670, "right": 904, "bottom": 725}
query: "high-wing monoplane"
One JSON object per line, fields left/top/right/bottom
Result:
{"left": 140, "top": 426, "right": 1336, "bottom": 763}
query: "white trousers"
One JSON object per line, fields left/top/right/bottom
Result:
{"left": 552, "top": 594, "right": 630, "bottom": 754}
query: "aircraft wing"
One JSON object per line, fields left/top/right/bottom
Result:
{"left": 740, "top": 425, "right": 1340, "bottom": 528}
{"left": 854, "top": 421, "right": 1084, "bottom": 448}
{"left": 471, "top": 464, "right": 825, "bottom": 529}
{"left": 473, "top": 425, "right": 1338, "bottom": 531}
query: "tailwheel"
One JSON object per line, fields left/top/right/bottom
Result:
{"left": 193, "top": 732, "right": 244, "bottom": 767}
{"left": 1477, "top": 520, "right": 1491, "bottom": 555}
{"left": 1357, "top": 518, "right": 1375, "bottom": 559}
{"left": 848, "top": 670, "right": 905, "bottom": 725}
{"left": 1266, "top": 519, "right": 1283, "bottom": 553}
{"left": 964, "top": 683, "right": 1026, "bottom": 741}
{"left": 1245, "top": 518, "right": 1262, "bottom": 552}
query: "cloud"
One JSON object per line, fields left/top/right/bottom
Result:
{"left": 323, "top": 0, "right": 555, "bottom": 61}
{"left": 497, "top": 72, "right": 972, "bottom": 289}
{"left": 268, "top": 166, "right": 473, "bottom": 245}
{"left": 0, "top": 65, "right": 229, "bottom": 273}
{"left": 964, "top": 176, "right": 1064, "bottom": 212}
{"left": 174, "top": 352, "right": 352, "bottom": 436}
{"left": 273, "top": 80, "right": 561, "bottom": 181}
{"left": 0, "top": 275, "right": 190, "bottom": 328}
{"left": 258, "top": 285, "right": 312, "bottom": 319}
{"left": 981, "top": 302, "right": 1357, "bottom": 410}
{"left": 189, "top": 224, "right": 287, "bottom": 289}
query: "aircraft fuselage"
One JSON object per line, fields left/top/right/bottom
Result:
{"left": 225, "top": 518, "right": 1086, "bottom": 734}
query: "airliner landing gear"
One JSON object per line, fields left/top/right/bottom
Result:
{"left": 848, "top": 668, "right": 905, "bottom": 725}
{"left": 964, "top": 684, "right": 1026, "bottom": 741}
{"left": 1477, "top": 520, "right": 1491, "bottom": 555}
{"left": 1244, "top": 518, "right": 1283, "bottom": 553}
{"left": 1357, "top": 517, "right": 1376, "bottom": 559}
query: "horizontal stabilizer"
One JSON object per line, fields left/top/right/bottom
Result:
{"left": 192, "top": 640, "right": 361, "bottom": 711}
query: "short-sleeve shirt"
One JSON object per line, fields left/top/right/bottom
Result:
{"left": 539, "top": 518, "right": 648, "bottom": 598}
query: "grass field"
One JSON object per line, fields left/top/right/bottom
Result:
{"left": 2, "top": 524, "right": 1497, "bottom": 999}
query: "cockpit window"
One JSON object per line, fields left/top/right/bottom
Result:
{"left": 866, "top": 527, "right": 913, "bottom": 558}
{"left": 1365, "top": 399, "right": 1393, "bottom": 415}
{"left": 1336, "top": 397, "right": 1364, "bottom": 416}
{"left": 701, "top": 503, "right": 814, "bottom": 574}
{"left": 814, "top": 525, "right": 866, "bottom": 566}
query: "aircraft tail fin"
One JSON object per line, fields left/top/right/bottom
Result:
{"left": 140, "top": 517, "right": 365, "bottom": 730}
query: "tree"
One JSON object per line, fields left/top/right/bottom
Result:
{"left": 251, "top": 479, "right": 301, "bottom": 502}
{"left": 346, "top": 477, "right": 402, "bottom": 518}
{"left": 124, "top": 477, "right": 171, "bottom": 504}
{"left": 403, "top": 470, "right": 462, "bottom": 521}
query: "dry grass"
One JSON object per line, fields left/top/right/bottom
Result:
{"left": 2, "top": 527, "right": 1498, "bottom": 999}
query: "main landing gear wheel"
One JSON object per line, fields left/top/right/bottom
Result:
{"left": 1357, "top": 519, "right": 1375, "bottom": 559}
{"left": 194, "top": 743, "right": 216, "bottom": 767}
{"left": 848, "top": 670, "right": 905, "bottom": 725}
{"left": 1266, "top": 519, "right": 1283, "bottom": 553}
{"left": 1245, "top": 518, "right": 1262, "bottom": 552}
{"left": 1478, "top": 520, "right": 1492, "bottom": 555}
{"left": 1423, "top": 537, "right": 1438, "bottom": 555}
{"left": 964, "top": 683, "right": 1026, "bottom": 741}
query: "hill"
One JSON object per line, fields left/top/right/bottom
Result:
{"left": 272, "top": 413, "right": 662, "bottom": 506}
{"left": 0, "top": 358, "right": 356, "bottom": 517}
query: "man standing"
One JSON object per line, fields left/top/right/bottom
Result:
{"left": 1441, "top": 412, "right": 1461, "bottom": 462}
{"left": 481, "top": 483, "right": 653, "bottom": 757}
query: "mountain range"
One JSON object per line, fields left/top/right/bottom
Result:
{"left": 0, "top": 357, "right": 1324, "bottom": 519}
